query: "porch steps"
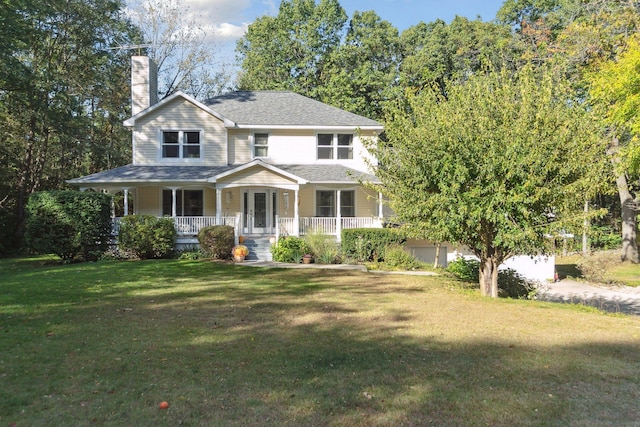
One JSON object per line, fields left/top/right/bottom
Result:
{"left": 242, "top": 236, "right": 273, "bottom": 261}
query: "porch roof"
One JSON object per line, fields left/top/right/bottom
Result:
{"left": 67, "top": 163, "right": 380, "bottom": 187}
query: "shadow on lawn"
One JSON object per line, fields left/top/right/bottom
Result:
{"left": 2, "top": 259, "right": 639, "bottom": 426}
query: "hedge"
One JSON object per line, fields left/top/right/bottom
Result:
{"left": 197, "top": 225, "right": 234, "bottom": 260}
{"left": 341, "top": 228, "right": 406, "bottom": 262}
{"left": 118, "top": 215, "right": 177, "bottom": 259}
{"left": 25, "top": 190, "right": 112, "bottom": 261}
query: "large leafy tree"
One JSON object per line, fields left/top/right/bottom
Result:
{"left": 236, "top": 0, "right": 347, "bottom": 99}
{"left": 318, "top": 10, "right": 400, "bottom": 119}
{"left": 588, "top": 35, "right": 640, "bottom": 262}
{"left": 0, "top": 0, "right": 138, "bottom": 250}
{"left": 399, "top": 17, "right": 512, "bottom": 95}
{"left": 366, "top": 65, "right": 606, "bottom": 297}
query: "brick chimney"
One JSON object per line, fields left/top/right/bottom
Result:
{"left": 131, "top": 56, "right": 158, "bottom": 116}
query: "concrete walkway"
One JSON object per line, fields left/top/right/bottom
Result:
{"left": 538, "top": 279, "right": 640, "bottom": 316}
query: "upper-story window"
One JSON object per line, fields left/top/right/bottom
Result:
{"left": 317, "top": 133, "right": 353, "bottom": 160}
{"left": 162, "top": 131, "right": 201, "bottom": 159}
{"left": 254, "top": 133, "right": 268, "bottom": 158}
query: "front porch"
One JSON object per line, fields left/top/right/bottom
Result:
{"left": 112, "top": 215, "right": 383, "bottom": 241}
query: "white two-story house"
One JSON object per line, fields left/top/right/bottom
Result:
{"left": 68, "top": 56, "right": 386, "bottom": 258}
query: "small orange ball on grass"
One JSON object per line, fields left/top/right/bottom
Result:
{"left": 159, "top": 401, "right": 169, "bottom": 409}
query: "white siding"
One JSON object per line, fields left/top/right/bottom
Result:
{"left": 228, "top": 129, "right": 377, "bottom": 173}
{"left": 136, "top": 186, "right": 160, "bottom": 215}
{"left": 228, "top": 129, "right": 251, "bottom": 164}
{"left": 133, "top": 97, "right": 227, "bottom": 166}
{"left": 218, "top": 166, "right": 297, "bottom": 186}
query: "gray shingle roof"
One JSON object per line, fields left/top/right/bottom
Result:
{"left": 67, "top": 163, "right": 379, "bottom": 185}
{"left": 278, "top": 164, "right": 379, "bottom": 184}
{"left": 204, "top": 91, "right": 382, "bottom": 128}
{"left": 66, "top": 165, "right": 235, "bottom": 185}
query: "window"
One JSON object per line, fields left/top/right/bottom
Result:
{"left": 337, "top": 134, "right": 353, "bottom": 159}
{"left": 162, "top": 190, "right": 203, "bottom": 216}
{"left": 162, "top": 132, "right": 179, "bottom": 158}
{"left": 316, "top": 191, "right": 335, "bottom": 217}
{"left": 317, "top": 134, "right": 333, "bottom": 159}
{"left": 315, "top": 190, "right": 355, "bottom": 217}
{"left": 162, "top": 131, "right": 201, "bottom": 159}
{"left": 254, "top": 133, "right": 268, "bottom": 158}
{"left": 340, "top": 190, "right": 355, "bottom": 217}
{"left": 317, "top": 133, "right": 353, "bottom": 160}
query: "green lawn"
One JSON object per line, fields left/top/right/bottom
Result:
{"left": 2, "top": 256, "right": 640, "bottom": 426}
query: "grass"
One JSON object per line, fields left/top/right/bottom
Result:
{"left": 557, "top": 251, "right": 640, "bottom": 287}
{"left": 2, "top": 256, "right": 640, "bottom": 426}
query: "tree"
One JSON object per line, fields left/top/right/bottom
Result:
{"left": 127, "top": 0, "right": 232, "bottom": 99}
{"left": 318, "top": 10, "right": 400, "bottom": 119}
{"left": 398, "top": 17, "right": 512, "bottom": 96}
{"left": 0, "top": 0, "right": 138, "bottom": 251}
{"left": 236, "top": 0, "right": 347, "bottom": 99}
{"left": 588, "top": 35, "right": 640, "bottom": 262}
{"left": 365, "top": 64, "right": 606, "bottom": 297}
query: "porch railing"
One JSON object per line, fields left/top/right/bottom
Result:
{"left": 277, "top": 216, "right": 383, "bottom": 239}
{"left": 112, "top": 215, "right": 382, "bottom": 238}
{"left": 112, "top": 216, "right": 237, "bottom": 237}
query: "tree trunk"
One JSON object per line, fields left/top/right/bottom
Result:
{"left": 582, "top": 200, "right": 589, "bottom": 256}
{"left": 433, "top": 242, "right": 441, "bottom": 269}
{"left": 479, "top": 257, "right": 499, "bottom": 298}
{"left": 617, "top": 172, "right": 639, "bottom": 263}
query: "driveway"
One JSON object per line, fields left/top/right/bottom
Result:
{"left": 538, "top": 279, "right": 640, "bottom": 316}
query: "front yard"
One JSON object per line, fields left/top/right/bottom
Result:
{"left": 2, "top": 256, "right": 639, "bottom": 425}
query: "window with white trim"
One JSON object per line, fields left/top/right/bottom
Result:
{"left": 254, "top": 133, "right": 268, "bottom": 158}
{"left": 162, "top": 190, "right": 203, "bottom": 216}
{"left": 317, "top": 133, "right": 353, "bottom": 160}
{"left": 162, "top": 131, "right": 201, "bottom": 159}
{"left": 315, "top": 190, "right": 355, "bottom": 217}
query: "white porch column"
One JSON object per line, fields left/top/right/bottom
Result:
{"left": 216, "top": 188, "right": 222, "bottom": 224}
{"left": 171, "top": 188, "right": 178, "bottom": 217}
{"left": 123, "top": 188, "right": 130, "bottom": 216}
{"left": 294, "top": 189, "right": 300, "bottom": 237}
{"left": 336, "top": 190, "right": 342, "bottom": 241}
{"left": 107, "top": 189, "right": 115, "bottom": 219}
{"left": 378, "top": 191, "right": 383, "bottom": 219}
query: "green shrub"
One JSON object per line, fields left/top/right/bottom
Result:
{"left": 197, "top": 225, "right": 234, "bottom": 260}
{"left": 590, "top": 225, "right": 622, "bottom": 250}
{"left": 446, "top": 257, "right": 480, "bottom": 282}
{"left": 497, "top": 268, "right": 537, "bottom": 299}
{"left": 304, "top": 229, "right": 340, "bottom": 264}
{"left": 0, "top": 209, "right": 17, "bottom": 256}
{"left": 341, "top": 228, "right": 406, "bottom": 262}
{"left": 271, "top": 236, "right": 310, "bottom": 263}
{"left": 384, "top": 244, "right": 420, "bottom": 269}
{"left": 446, "top": 257, "right": 537, "bottom": 299}
{"left": 118, "top": 215, "right": 176, "bottom": 259}
{"left": 25, "top": 190, "right": 112, "bottom": 261}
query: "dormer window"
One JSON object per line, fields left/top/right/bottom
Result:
{"left": 254, "top": 133, "right": 268, "bottom": 158}
{"left": 162, "top": 131, "right": 201, "bottom": 159}
{"left": 317, "top": 133, "right": 353, "bottom": 160}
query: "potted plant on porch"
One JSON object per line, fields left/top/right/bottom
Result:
{"left": 232, "top": 244, "right": 249, "bottom": 262}
{"left": 302, "top": 254, "right": 313, "bottom": 264}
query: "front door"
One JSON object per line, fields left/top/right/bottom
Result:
{"left": 252, "top": 192, "right": 267, "bottom": 233}
{"left": 244, "top": 190, "right": 271, "bottom": 234}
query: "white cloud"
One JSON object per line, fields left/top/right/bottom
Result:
{"left": 214, "top": 22, "right": 251, "bottom": 40}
